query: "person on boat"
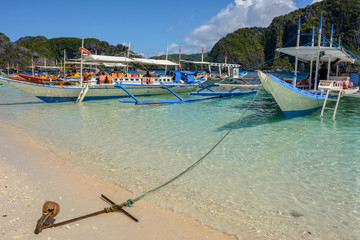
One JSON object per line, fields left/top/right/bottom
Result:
{"left": 319, "top": 64, "right": 328, "bottom": 80}
{"left": 98, "top": 72, "right": 106, "bottom": 84}
{"left": 71, "top": 64, "right": 77, "bottom": 74}
{"left": 330, "top": 58, "right": 341, "bottom": 76}
{"left": 105, "top": 73, "right": 112, "bottom": 84}
{"left": 83, "top": 71, "right": 89, "bottom": 82}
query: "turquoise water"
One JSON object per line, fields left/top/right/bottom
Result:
{"left": 0, "top": 80, "right": 359, "bottom": 239}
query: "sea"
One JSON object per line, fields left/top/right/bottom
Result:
{"left": 0, "top": 71, "right": 359, "bottom": 239}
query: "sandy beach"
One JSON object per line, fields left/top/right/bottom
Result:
{"left": 0, "top": 122, "right": 236, "bottom": 240}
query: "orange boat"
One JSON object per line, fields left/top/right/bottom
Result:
{"left": 15, "top": 73, "right": 72, "bottom": 85}
{"left": 16, "top": 73, "right": 56, "bottom": 83}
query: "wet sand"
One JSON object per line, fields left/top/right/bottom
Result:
{"left": 0, "top": 122, "right": 236, "bottom": 240}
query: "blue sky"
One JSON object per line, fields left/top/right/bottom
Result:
{"left": 0, "top": 0, "right": 321, "bottom": 57}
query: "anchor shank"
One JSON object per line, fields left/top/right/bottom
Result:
{"left": 43, "top": 209, "right": 106, "bottom": 229}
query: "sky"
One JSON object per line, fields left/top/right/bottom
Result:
{"left": 0, "top": 0, "right": 322, "bottom": 57}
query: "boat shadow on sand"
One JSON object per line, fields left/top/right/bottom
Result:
{"left": 215, "top": 98, "right": 286, "bottom": 131}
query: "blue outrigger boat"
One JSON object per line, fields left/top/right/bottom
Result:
{"left": 117, "top": 73, "right": 258, "bottom": 105}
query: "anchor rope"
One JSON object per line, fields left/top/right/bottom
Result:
{"left": 119, "top": 34, "right": 317, "bottom": 208}
{"left": 122, "top": 83, "right": 264, "bottom": 207}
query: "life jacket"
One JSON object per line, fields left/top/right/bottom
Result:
{"left": 106, "top": 74, "right": 112, "bottom": 84}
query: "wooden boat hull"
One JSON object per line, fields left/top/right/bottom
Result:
{"left": 16, "top": 73, "right": 56, "bottom": 82}
{"left": 0, "top": 77, "right": 199, "bottom": 102}
{"left": 258, "top": 71, "right": 326, "bottom": 118}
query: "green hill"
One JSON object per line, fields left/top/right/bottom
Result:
{"left": 0, "top": 35, "right": 135, "bottom": 70}
{"left": 209, "top": 0, "right": 360, "bottom": 71}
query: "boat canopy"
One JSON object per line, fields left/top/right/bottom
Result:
{"left": 65, "top": 61, "right": 102, "bottom": 66}
{"left": 28, "top": 65, "right": 61, "bottom": 69}
{"left": 85, "top": 55, "right": 134, "bottom": 63}
{"left": 131, "top": 58, "right": 178, "bottom": 66}
{"left": 277, "top": 46, "right": 355, "bottom": 63}
{"left": 85, "top": 55, "right": 178, "bottom": 66}
{"left": 180, "top": 60, "right": 240, "bottom": 68}
{"left": 103, "top": 63, "right": 128, "bottom": 67}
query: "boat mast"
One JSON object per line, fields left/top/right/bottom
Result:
{"left": 126, "top": 42, "right": 130, "bottom": 73}
{"left": 165, "top": 46, "right": 168, "bottom": 74}
{"left": 314, "top": 13, "right": 323, "bottom": 90}
{"left": 80, "top": 39, "right": 84, "bottom": 87}
{"left": 292, "top": 15, "right": 301, "bottom": 86}
{"left": 327, "top": 24, "right": 334, "bottom": 80}
{"left": 339, "top": 36, "right": 341, "bottom": 47}
{"left": 31, "top": 58, "right": 35, "bottom": 76}
{"left": 201, "top": 46, "right": 204, "bottom": 71}
{"left": 308, "top": 26, "right": 315, "bottom": 89}
{"left": 63, "top": 49, "right": 66, "bottom": 75}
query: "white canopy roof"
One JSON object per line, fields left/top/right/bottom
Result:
{"left": 85, "top": 54, "right": 134, "bottom": 63}
{"left": 103, "top": 63, "right": 128, "bottom": 67}
{"left": 277, "top": 46, "right": 355, "bottom": 63}
{"left": 84, "top": 55, "right": 178, "bottom": 66}
{"left": 131, "top": 58, "right": 178, "bottom": 66}
{"left": 28, "top": 65, "right": 60, "bottom": 69}
{"left": 180, "top": 60, "right": 240, "bottom": 68}
{"left": 65, "top": 61, "right": 102, "bottom": 66}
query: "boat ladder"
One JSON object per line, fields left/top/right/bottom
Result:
{"left": 76, "top": 83, "right": 90, "bottom": 103}
{"left": 319, "top": 87, "right": 342, "bottom": 119}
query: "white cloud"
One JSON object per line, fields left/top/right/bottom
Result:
{"left": 181, "top": 0, "right": 297, "bottom": 54}
{"left": 311, "top": 0, "right": 322, "bottom": 4}
{"left": 168, "top": 43, "right": 179, "bottom": 52}
{"left": 165, "top": 19, "right": 184, "bottom": 32}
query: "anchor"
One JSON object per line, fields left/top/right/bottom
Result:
{"left": 34, "top": 194, "right": 138, "bottom": 234}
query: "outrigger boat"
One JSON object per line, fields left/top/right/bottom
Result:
{"left": 0, "top": 46, "right": 206, "bottom": 103}
{"left": 258, "top": 15, "right": 359, "bottom": 118}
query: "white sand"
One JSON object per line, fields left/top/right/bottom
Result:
{"left": 0, "top": 122, "right": 237, "bottom": 240}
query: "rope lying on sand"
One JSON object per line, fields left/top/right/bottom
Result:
{"left": 35, "top": 82, "right": 264, "bottom": 233}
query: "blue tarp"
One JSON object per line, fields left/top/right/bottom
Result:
{"left": 350, "top": 73, "right": 359, "bottom": 86}
{"left": 168, "top": 70, "right": 196, "bottom": 83}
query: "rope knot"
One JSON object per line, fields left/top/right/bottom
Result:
{"left": 126, "top": 199, "right": 135, "bottom": 207}
{"left": 104, "top": 205, "right": 115, "bottom": 213}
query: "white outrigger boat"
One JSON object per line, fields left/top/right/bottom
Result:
{"left": 180, "top": 60, "right": 261, "bottom": 90}
{"left": 258, "top": 15, "right": 359, "bottom": 118}
{"left": 0, "top": 48, "right": 205, "bottom": 103}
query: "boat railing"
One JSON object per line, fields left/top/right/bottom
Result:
{"left": 318, "top": 80, "right": 343, "bottom": 91}
{"left": 328, "top": 76, "right": 350, "bottom": 81}
{"left": 88, "top": 76, "right": 175, "bottom": 86}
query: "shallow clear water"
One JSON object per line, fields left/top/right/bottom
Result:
{"left": 0, "top": 77, "right": 359, "bottom": 239}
